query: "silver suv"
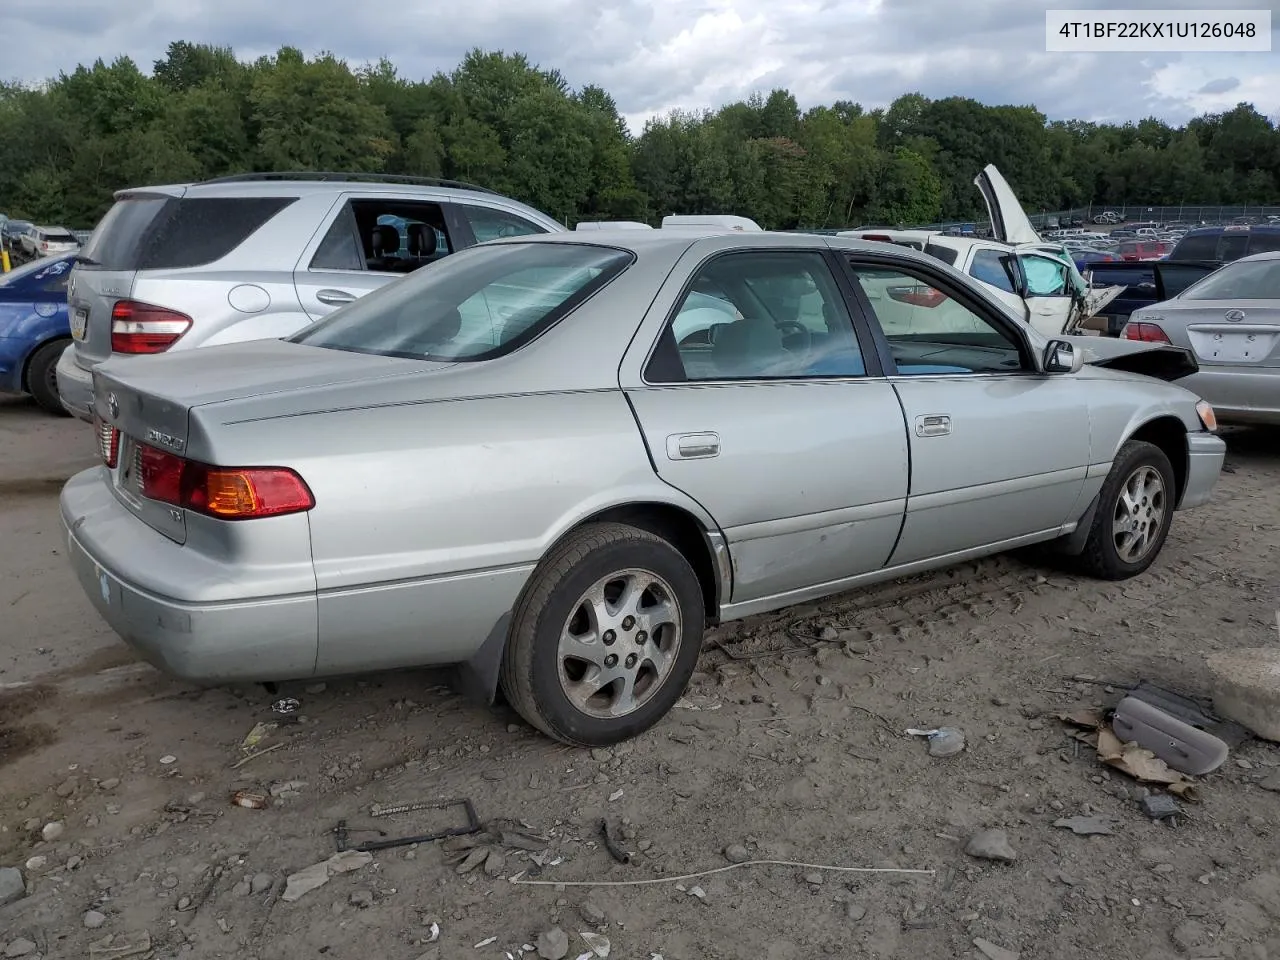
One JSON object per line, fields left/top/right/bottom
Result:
{"left": 56, "top": 172, "right": 565, "bottom": 421}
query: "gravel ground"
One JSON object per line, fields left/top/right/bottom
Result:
{"left": 1, "top": 393, "right": 1278, "bottom": 960}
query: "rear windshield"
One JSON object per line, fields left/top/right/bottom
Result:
{"left": 80, "top": 195, "right": 295, "bottom": 271}
{"left": 1180, "top": 258, "right": 1280, "bottom": 301}
{"left": 1171, "top": 233, "right": 1220, "bottom": 260}
{"left": 44, "top": 231, "right": 78, "bottom": 243}
{"left": 291, "top": 242, "right": 632, "bottom": 362}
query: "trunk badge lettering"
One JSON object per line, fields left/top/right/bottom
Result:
{"left": 1224, "top": 309, "right": 1245, "bottom": 322}
{"left": 146, "top": 429, "right": 184, "bottom": 452}
{"left": 107, "top": 393, "right": 119, "bottom": 418}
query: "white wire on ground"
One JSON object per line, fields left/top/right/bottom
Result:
{"left": 509, "top": 859, "right": 935, "bottom": 888}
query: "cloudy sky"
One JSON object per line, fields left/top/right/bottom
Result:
{"left": 2, "top": 0, "right": 1277, "bottom": 131}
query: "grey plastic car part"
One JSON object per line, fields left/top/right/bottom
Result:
{"left": 1111, "top": 695, "right": 1229, "bottom": 776}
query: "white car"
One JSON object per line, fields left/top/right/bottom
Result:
{"left": 839, "top": 167, "right": 1122, "bottom": 337}
{"left": 23, "top": 226, "right": 81, "bottom": 258}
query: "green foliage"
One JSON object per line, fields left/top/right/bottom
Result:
{"left": 2, "top": 43, "right": 1279, "bottom": 229}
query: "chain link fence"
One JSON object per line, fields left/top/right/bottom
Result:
{"left": 921, "top": 204, "right": 1280, "bottom": 234}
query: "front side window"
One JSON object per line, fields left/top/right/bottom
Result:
{"left": 292, "top": 242, "right": 630, "bottom": 362}
{"left": 1180, "top": 258, "right": 1280, "bottom": 301}
{"left": 968, "top": 249, "right": 1016, "bottom": 293}
{"left": 848, "top": 263, "right": 1025, "bottom": 376}
{"left": 645, "top": 251, "right": 867, "bottom": 383}
{"left": 460, "top": 205, "right": 549, "bottom": 243}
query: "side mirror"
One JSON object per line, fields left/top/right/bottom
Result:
{"left": 1044, "top": 339, "right": 1085, "bottom": 374}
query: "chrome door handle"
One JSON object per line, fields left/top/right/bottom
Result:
{"left": 666, "top": 432, "right": 720, "bottom": 460}
{"left": 316, "top": 289, "right": 356, "bottom": 306}
{"left": 914, "top": 414, "right": 951, "bottom": 437}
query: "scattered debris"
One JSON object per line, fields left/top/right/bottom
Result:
{"left": 974, "top": 937, "right": 1020, "bottom": 960}
{"left": 1053, "top": 816, "right": 1115, "bottom": 836}
{"left": 231, "top": 743, "right": 285, "bottom": 769}
{"left": 87, "top": 932, "right": 152, "bottom": 959}
{"left": 906, "top": 726, "right": 966, "bottom": 758}
{"left": 424, "top": 922, "right": 441, "bottom": 943}
{"left": 82, "top": 909, "right": 107, "bottom": 929}
{"left": 599, "top": 819, "right": 630, "bottom": 864}
{"left": 579, "top": 931, "right": 610, "bottom": 958}
{"left": 159, "top": 754, "right": 177, "bottom": 765}
{"left": 510, "top": 857, "right": 934, "bottom": 888}
{"left": 337, "top": 799, "right": 480, "bottom": 852}
{"left": 230, "top": 790, "right": 269, "bottom": 810}
{"left": 474, "top": 936, "right": 498, "bottom": 948}
{"left": 673, "top": 695, "right": 721, "bottom": 711}
{"left": 964, "top": 829, "right": 1017, "bottom": 863}
{"left": 607, "top": 789, "right": 624, "bottom": 802}
{"left": 241, "top": 721, "right": 278, "bottom": 751}
{"left": 1058, "top": 710, "right": 1200, "bottom": 799}
{"left": 272, "top": 697, "right": 301, "bottom": 714}
{"left": 1112, "top": 696, "right": 1228, "bottom": 775}
{"left": 281, "top": 849, "right": 373, "bottom": 902}
{"left": 688, "top": 885, "right": 706, "bottom": 898}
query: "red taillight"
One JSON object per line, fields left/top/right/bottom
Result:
{"left": 41, "top": 242, "right": 49, "bottom": 251}
{"left": 94, "top": 417, "right": 119, "bottom": 468}
{"left": 1122, "top": 321, "right": 1171, "bottom": 343}
{"left": 888, "top": 284, "right": 948, "bottom": 308}
{"left": 110, "top": 300, "right": 193, "bottom": 354}
{"left": 137, "top": 444, "right": 314, "bottom": 520}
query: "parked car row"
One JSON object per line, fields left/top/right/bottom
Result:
{"left": 1, "top": 218, "right": 81, "bottom": 259}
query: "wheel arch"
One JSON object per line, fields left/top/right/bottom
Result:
{"left": 20, "top": 333, "right": 72, "bottom": 393}
{"left": 1124, "top": 415, "right": 1189, "bottom": 505}
{"left": 454, "top": 498, "right": 730, "bottom": 707}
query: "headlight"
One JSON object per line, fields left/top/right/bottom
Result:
{"left": 1196, "top": 400, "right": 1218, "bottom": 432}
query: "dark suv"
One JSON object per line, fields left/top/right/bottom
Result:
{"left": 1170, "top": 225, "right": 1280, "bottom": 264}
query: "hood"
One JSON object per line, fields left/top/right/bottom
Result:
{"left": 974, "top": 165, "right": 1042, "bottom": 246}
{"left": 1064, "top": 334, "right": 1199, "bottom": 382}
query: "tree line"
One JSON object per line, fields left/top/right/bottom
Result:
{"left": 1, "top": 42, "right": 1278, "bottom": 231}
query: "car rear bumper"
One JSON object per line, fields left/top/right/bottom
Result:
{"left": 1177, "top": 366, "right": 1280, "bottom": 426}
{"left": 1178, "top": 431, "right": 1227, "bottom": 510}
{"left": 55, "top": 344, "right": 94, "bottom": 421}
{"left": 61, "top": 467, "right": 320, "bottom": 683}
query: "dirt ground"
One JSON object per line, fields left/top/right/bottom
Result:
{"left": 1, "top": 393, "right": 1278, "bottom": 960}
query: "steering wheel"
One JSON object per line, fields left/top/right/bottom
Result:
{"left": 775, "top": 320, "right": 812, "bottom": 354}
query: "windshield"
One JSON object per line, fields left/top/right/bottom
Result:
{"left": 291, "top": 242, "right": 632, "bottom": 361}
{"left": 1180, "top": 258, "right": 1280, "bottom": 301}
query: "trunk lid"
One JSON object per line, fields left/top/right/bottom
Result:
{"left": 93, "top": 339, "right": 443, "bottom": 543}
{"left": 69, "top": 188, "right": 187, "bottom": 368}
{"left": 973, "top": 165, "right": 1042, "bottom": 247}
{"left": 1173, "top": 301, "right": 1280, "bottom": 368}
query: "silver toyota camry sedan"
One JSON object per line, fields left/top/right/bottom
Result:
{"left": 61, "top": 230, "right": 1226, "bottom": 746}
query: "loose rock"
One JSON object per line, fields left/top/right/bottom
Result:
{"left": 4, "top": 939, "right": 36, "bottom": 958}
{"left": 723, "top": 844, "right": 750, "bottom": 864}
{"left": 0, "top": 867, "right": 25, "bottom": 906}
{"left": 232, "top": 880, "right": 252, "bottom": 897}
{"left": 845, "top": 903, "right": 867, "bottom": 922}
{"left": 482, "top": 849, "right": 506, "bottom": 877}
{"left": 349, "top": 889, "right": 374, "bottom": 909}
{"left": 580, "top": 901, "right": 607, "bottom": 924}
{"left": 83, "top": 910, "right": 107, "bottom": 929}
{"left": 536, "top": 926, "right": 569, "bottom": 960}
{"left": 965, "top": 829, "right": 1017, "bottom": 863}
{"left": 98, "top": 778, "right": 120, "bottom": 791}
{"left": 803, "top": 872, "right": 824, "bottom": 885}
{"left": 41, "top": 821, "right": 64, "bottom": 842}
{"left": 1258, "top": 770, "right": 1280, "bottom": 793}
{"left": 250, "top": 873, "right": 273, "bottom": 894}
{"left": 305, "top": 682, "right": 327, "bottom": 694}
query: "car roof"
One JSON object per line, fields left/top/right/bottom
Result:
{"left": 1234, "top": 249, "right": 1280, "bottom": 264}
{"left": 1181, "top": 224, "right": 1280, "bottom": 236}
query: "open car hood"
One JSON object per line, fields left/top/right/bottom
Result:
{"left": 974, "top": 164, "right": 1042, "bottom": 246}
{"left": 1065, "top": 334, "right": 1199, "bottom": 382}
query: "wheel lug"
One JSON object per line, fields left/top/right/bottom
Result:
{"left": 605, "top": 654, "right": 618, "bottom": 668}
{"left": 625, "top": 654, "right": 638, "bottom": 669}
{"left": 621, "top": 616, "right": 636, "bottom": 631}
{"left": 603, "top": 630, "right": 616, "bottom": 646}
{"left": 635, "top": 630, "right": 647, "bottom": 644}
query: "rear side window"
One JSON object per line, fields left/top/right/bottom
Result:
{"left": 291, "top": 242, "right": 631, "bottom": 362}
{"left": 459, "top": 205, "right": 549, "bottom": 243}
{"left": 80, "top": 196, "right": 294, "bottom": 271}
{"left": 1218, "top": 232, "right": 1250, "bottom": 262}
{"left": 924, "top": 242, "right": 959, "bottom": 266}
{"left": 1172, "top": 233, "right": 1220, "bottom": 260}
{"left": 1248, "top": 232, "right": 1280, "bottom": 256}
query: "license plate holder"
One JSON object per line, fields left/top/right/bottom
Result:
{"left": 71, "top": 308, "right": 88, "bottom": 341}
{"left": 1190, "top": 330, "right": 1276, "bottom": 364}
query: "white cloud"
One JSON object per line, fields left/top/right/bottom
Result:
{"left": 1, "top": 0, "right": 1277, "bottom": 132}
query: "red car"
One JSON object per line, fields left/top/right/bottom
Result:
{"left": 1117, "top": 240, "right": 1171, "bottom": 261}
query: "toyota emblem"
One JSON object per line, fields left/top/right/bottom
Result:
{"left": 1224, "top": 309, "right": 1246, "bottom": 323}
{"left": 107, "top": 393, "right": 120, "bottom": 419}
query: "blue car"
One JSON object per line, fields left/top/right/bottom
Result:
{"left": 0, "top": 254, "right": 75, "bottom": 415}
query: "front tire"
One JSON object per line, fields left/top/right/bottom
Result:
{"left": 500, "top": 522, "right": 705, "bottom": 747}
{"left": 1075, "top": 440, "right": 1176, "bottom": 580}
{"left": 27, "top": 338, "right": 72, "bottom": 417}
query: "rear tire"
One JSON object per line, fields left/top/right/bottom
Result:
{"left": 27, "top": 338, "right": 71, "bottom": 417}
{"left": 500, "top": 522, "right": 705, "bottom": 747}
{"left": 1075, "top": 440, "right": 1175, "bottom": 580}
